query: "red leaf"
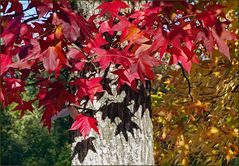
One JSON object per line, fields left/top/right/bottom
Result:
{"left": 130, "top": 44, "right": 159, "bottom": 85}
{"left": 211, "top": 23, "right": 237, "bottom": 60}
{"left": 71, "top": 77, "right": 104, "bottom": 102}
{"left": 13, "top": 100, "right": 35, "bottom": 118}
{"left": 88, "top": 33, "right": 108, "bottom": 48}
{"left": 0, "top": 53, "right": 12, "bottom": 75}
{"left": 113, "top": 69, "right": 139, "bottom": 91}
{"left": 212, "top": 29, "right": 230, "bottom": 60}
{"left": 120, "top": 26, "right": 149, "bottom": 47}
{"left": 66, "top": 48, "right": 86, "bottom": 60}
{"left": 41, "top": 42, "right": 69, "bottom": 73}
{"left": 26, "top": 39, "right": 42, "bottom": 60}
{"left": 168, "top": 46, "right": 193, "bottom": 73}
{"left": 19, "top": 39, "right": 41, "bottom": 61}
{"left": 196, "top": 5, "right": 223, "bottom": 27}
{"left": 148, "top": 28, "right": 167, "bottom": 58}
{"left": 69, "top": 114, "right": 99, "bottom": 139}
{"left": 30, "top": 0, "right": 53, "bottom": 18}
{"left": 1, "top": 16, "right": 22, "bottom": 46}
{"left": 37, "top": 87, "right": 48, "bottom": 100}
{"left": 54, "top": 7, "right": 94, "bottom": 42}
{"left": 97, "top": 0, "right": 128, "bottom": 17}
{"left": 75, "top": 62, "right": 85, "bottom": 71}
{"left": 9, "top": 39, "right": 41, "bottom": 70}
{"left": 196, "top": 30, "right": 215, "bottom": 55}
{"left": 112, "top": 16, "right": 131, "bottom": 32}
{"left": 181, "top": 46, "right": 198, "bottom": 63}
{"left": 2, "top": 78, "right": 24, "bottom": 106}
{"left": 39, "top": 82, "right": 76, "bottom": 130}
{"left": 99, "top": 21, "right": 114, "bottom": 35}
{"left": 0, "top": 88, "right": 5, "bottom": 107}
{"left": 10, "top": 60, "right": 35, "bottom": 70}
{"left": 39, "top": 82, "right": 76, "bottom": 107}
{"left": 41, "top": 104, "right": 58, "bottom": 131}
{"left": 6, "top": 0, "right": 23, "bottom": 13}
{"left": 93, "top": 48, "right": 132, "bottom": 70}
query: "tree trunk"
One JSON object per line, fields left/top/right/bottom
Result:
{"left": 71, "top": 1, "right": 154, "bottom": 165}
{"left": 71, "top": 89, "right": 154, "bottom": 165}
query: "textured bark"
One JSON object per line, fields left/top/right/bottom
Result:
{"left": 71, "top": 1, "right": 154, "bottom": 165}
{"left": 71, "top": 90, "right": 154, "bottom": 165}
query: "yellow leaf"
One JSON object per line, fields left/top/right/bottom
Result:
{"left": 226, "top": 149, "right": 234, "bottom": 162}
{"left": 181, "top": 158, "right": 187, "bottom": 165}
{"left": 210, "top": 127, "right": 219, "bottom": 134}
{"left": 213, "top": 71, "right": 221, "bottom": 77}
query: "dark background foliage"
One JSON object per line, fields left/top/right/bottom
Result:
{"left": 0, "top": 105, "right": 71, "bottom": 166}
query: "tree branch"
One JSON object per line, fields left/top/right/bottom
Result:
{"left": 178, "top": 62, "right": 193, "bottom": 101}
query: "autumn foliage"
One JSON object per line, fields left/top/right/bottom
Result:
{"left": 0, "top": 0, "right": 238, "bottom": 164}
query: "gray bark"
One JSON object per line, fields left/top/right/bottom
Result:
{"left": 71, "top": 1, "right": 154, "bottom": 165}
{"left": 71, "top": 90, "right": 154, "bottom": 165}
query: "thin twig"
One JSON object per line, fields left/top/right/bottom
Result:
{"left": 178, "top": 62, "right": 193, "bottom": 101}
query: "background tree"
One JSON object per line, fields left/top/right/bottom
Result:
{"left": 152, "top": 0, "right": 239, "bottom": 165}
{"left": 0, "top": 90, "right": 71, "bottom": 165}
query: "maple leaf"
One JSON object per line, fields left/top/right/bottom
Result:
{"left": 40, "top": 42, "right": 69, "bottom": 73}
{"left": 211, "top": 23, "right": 237, "bottom": 60}
{"left": 97, "top": 0, "right": 128, "bottom": 17}
{"left": 196, "top": 5, "right": 224, "bottom": 28}
{"left": 113, "top": 69, "right": 139, "bottom": 91}
{"left": 129, "top": 3, "right": 162, "bottom": 29}
{"left": 13, "top": 100, "right": 35, "bottom": 118}
{"left": 130, "top": 44, "right": 160, "bottom": 85}
{"left": 120, "top": 25, "right": 149, "bottom": 48}
{"left": 0, "top": 53, "right": 12, "bottom": 75}
{"left": 5, "top": 0, "right": 23, "bottom": 14}
{"left": 0, "top": 15, "right": 22, "bottom": 46}
{"left": 148, "top": 26, "right": 195, "bottom": 60}
{"left": 66, "top": 47, "right": 85, "bottom": 60}
{"left": 69, "top": 114, "right": 99, "bottom": 139}
{"left": 71, "top": 77, "right": 104, "bottom": 102}
{"left": 147, "top": 28, "right": 168, "bottom": 58}
{"left": 9, "top": 39, "right": 41, "bottom": 70}
{"left": 9, "top": 39, "right": 42, "bottom": 70}
{"left": 41, "top": 103, "right": 58, "bottom": 131}
{"left": 88, "top": 33, "right": 109, "bottom": 48}
{"left": 196, "top": 22, "right": 237, "bottom": 59}
{"left": 10, "top": 60, "right": 36, "bottom": 70}
{"left": 29, "top": 0, "right": 53, "bottom": 18}
{"left": 196, "top": 29, "right": 215, "bottom": 55}
{"left": 99, "top": 21, "right": 114, "bottom": 35}
{"left": 167, "top": 46, "right": 194, "bottom": 73}
{"left": 39, "top": 82, "right": 76, "bottom": 130}
{"left": 74, "top": 62, "right": 86, "bottom": 71}
{"left": 93, "top": 48, "right": 132, "bottom": 70}
{"left": 1, "top": 78, "right": 24, "bottom": 106}
{"left": 111, "top": 16, "right": 131, "bottom": 32}
{"left": 52, "top": 7, "right": 94, "bottom": 42}
{"left": 66, "top": 47, "right": 87, "bottom": 71}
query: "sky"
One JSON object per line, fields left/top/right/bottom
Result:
{"left": 20, "top": 0, "right": 37, "bottom": 15}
